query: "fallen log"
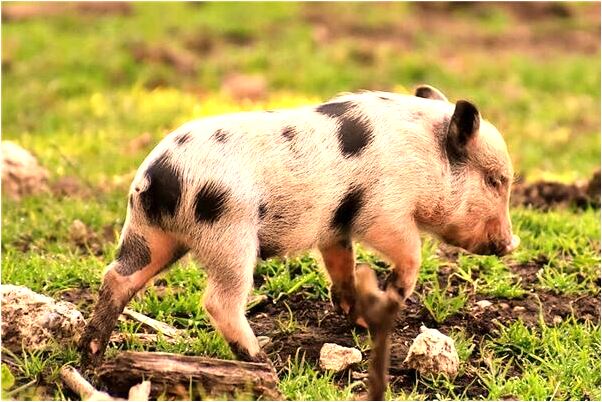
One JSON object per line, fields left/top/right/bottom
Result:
{"left": 96, "top": 351, "right": 282, "bottom": 400}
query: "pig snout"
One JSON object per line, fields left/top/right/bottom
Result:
{"left": 480, "top": 233, "right": 520, "bottom": 256}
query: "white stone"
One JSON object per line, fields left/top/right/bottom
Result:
{"left": 403, "top": 326, "right": 459, "bottom": 377}
{"left": 1, "top": 285, "right": 85, "bottom": 352}
{"left": 319, "top": 343, "right": 362, "bottom": 372}
{"left": 475, "top": 300, "right": 493, "bottom": 309}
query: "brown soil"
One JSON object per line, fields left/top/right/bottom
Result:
{"left": 129, "top": 42, "right": 198, "bottom": 76}
{"left": 511, "top": 170, "right": 601, "bottom": 210}
{"left": 243, "top": 289, "right": 599, "bottom": 398}
{"left": 302, "top": 2, "right": 600, "bottom": 58}
{"left": 61, "top": 249, "right": 600, "bottom": 399}
{"left": 2, "top": 2, "right": 132, "bottom": 22}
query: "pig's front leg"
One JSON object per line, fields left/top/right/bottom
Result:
{"left": 319, "top": 239, "right": 358, "bottom": 318}
{"left": 365, "top": 223, "right": 422, "bottom": 302}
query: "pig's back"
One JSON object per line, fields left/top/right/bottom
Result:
{"left": 132, "top": 92, "right": 452, "bottom": 253}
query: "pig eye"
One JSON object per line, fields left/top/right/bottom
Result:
{"left": 486, "top": 175, "right": 502, "bottom": 190}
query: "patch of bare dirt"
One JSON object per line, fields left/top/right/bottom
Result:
{"left": 2, "top": 2, "right": 131, "bottom": 22}
{"left": 243, "top": 259, "right": 600, "bottom": 399}
{"left": 129, "top": 42, "right": 198, "bottom": 76}
{"left": 50, "top": 176, "right": 93, "bottom": 198}
{"left": 59, "top": 287, "right": 97, "bottom": 312}
{"left": 221, "top": 73, "right": 268, "bottom": 102}
{"left": 511, "top": 170, "right": 601, "bottom": 210}
{"left": 302, "top": 2, "right": 600, "bottom": 57}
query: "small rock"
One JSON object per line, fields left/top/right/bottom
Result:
{"left": 1, "top": 285, "right": 85, "bottom": 352}
{"left": 513, "top": 306, "right": 526, "bottom": 313}
{"left": 404, "top": 326, "right": 459, "bottom": 377}
{"left": 69, "top": 219, "right": 89, "bottom": 245}
{"left": 1, "top": 141, "right": 49, "bottom": 199}
{"left": 257, "top": 336, "right": 271, "bottom": 349}
{"left": 475, "top": 300, "right": 493, "bottom": 309}
{"left": 319, "top": 343, "right": 362, "bottom": 372}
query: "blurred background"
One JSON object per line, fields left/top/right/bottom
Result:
{"left": 2, "top": 1, "right": 600, "bottom": 188}
{"left": 1, "top": 3, "right": 600, "bottom": 400}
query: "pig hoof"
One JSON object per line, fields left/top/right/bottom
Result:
{"left": 78, "top": 336, "right": 105, "bottom": 369}
{"left": 249, "top": 351, "right": 271, "bottom": 364}
{"left": 229, "top": 342, "right": 270, "bottom": 364}
{"left": 384, "top": 272, "right": 407, "bottom": 300}
{"left": 330, "top": 286, "right": 356, "bottom": 316}
{"left": 348, "top": 304, "right": 369, "bottom": 329}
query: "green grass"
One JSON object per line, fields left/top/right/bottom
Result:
{"left": 278, "top": 353, "right": 362, "bottom": 400}
{"left": 1, "top": 2, "right": 600, "bottom": 400}
{"left": 421, "top": 282, "right": 469, "bottom": 324}
{"left": 481, "top": 317, "right": 601, "bottom": 400}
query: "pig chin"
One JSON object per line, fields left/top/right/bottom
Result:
{"left": 440, "top": 233, "right": 510, "bottom": 257}
{"left": 471, "top": 241, "right": 508, "bottom": 257}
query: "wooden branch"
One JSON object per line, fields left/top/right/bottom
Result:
{"left": 121, "top": 308, "right": 181, "bottom": 338}
{"left": 96, "top": 352, "right": 282, "bottom": 400}
{"left": 60, "top": 366, "right": 116, "bottom": 401}
{"left": 109, "top": 332, "right": 179, "bottom": 346}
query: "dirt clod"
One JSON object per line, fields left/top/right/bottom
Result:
{"left": 130, "top": 43, "right": 198, "bottom": 75}
{"left": 403, "top": 326, "right": 459, "bottom": 378}
{"left": 1, "top": 141, "right": 49, "bottom": 200}
{"left": 511, "top": 170, "right": 601, "bottom": 210}
{"left": 1, "top": 285, "right": 85, "bottom": 352}
{"left": 221, "top": 74, "right": 268, "bottom": 102}
{"left": 69, "top": 220, "right": 89, "bottom": 245}
{"left": 319, "top": 343, "right": 363, "bottom": 372}
{"left": 2, "top": 2, "right": 131, "bottom": 22}
{"left": 67, "top": 220, "right": 106, "bottom": 256}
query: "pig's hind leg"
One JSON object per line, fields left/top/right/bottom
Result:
{"left": 79, "top": 226, "right": 186, "bottom": 368}
{"left": 200, "top": 231, "right": 266, "bottom": 362}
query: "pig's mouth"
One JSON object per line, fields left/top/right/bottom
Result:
{"left": 439, "top": 224, "right": 520, "bottom": 257}
{"left": 474, "top": 234, "right": 521, "bottom": 256}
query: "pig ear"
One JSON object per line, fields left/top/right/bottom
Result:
{"left": 414, "top": 85, "right": 448, "bottom": 102}
{"left": 447, "top": 100, "right": 480, "bottom": 160}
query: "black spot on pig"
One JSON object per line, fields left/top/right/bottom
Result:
{"left": 316, "top": 101, "right": 373, "bottom": 157}
{"left": 213, "top": 129, "right": 228, "bottom": 143}
{"left": 258, "top": 240, "right": 281, "bottom": 260}
{"left": 282, "top": 126, "right": 296, "bottom": 141}
{"left": 175, "top": 132, "right": 192, "bottom": 145}
{"left": 332, "top": 186, "right": 365, "bottom": 233}
{"left": 258, "top": 202, "right": 268, "bottom": 220}
{"left": 140, "top": 153, "right": 182, "bottom": 226}
{"left": 194, "top": 181, "right": 230, "bottom": 223}
{"left": 115, "top": 233, "right": 151, "bottom": 276}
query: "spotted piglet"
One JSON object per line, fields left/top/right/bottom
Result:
{"left": 79, "top": 85, "right": 519, "bottom": 366}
